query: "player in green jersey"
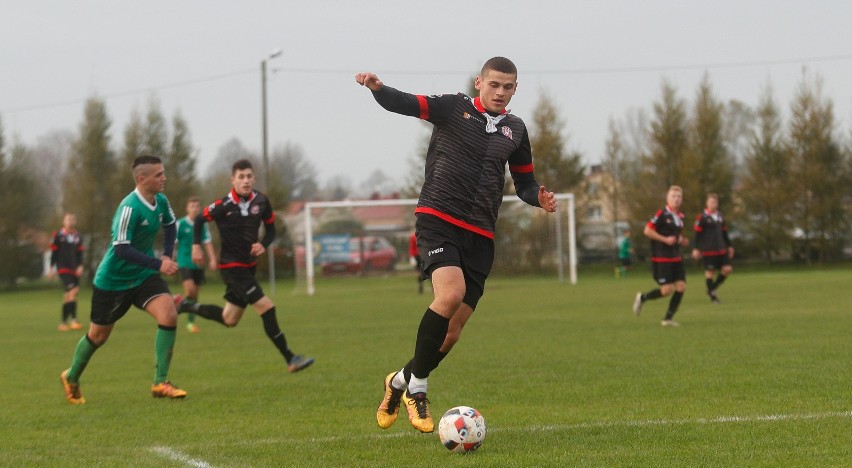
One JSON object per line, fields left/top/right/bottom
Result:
{"left": 60, "top": 155, "right": 188, "bottom": 404}
{"left": 174, "top": 196, "right": 217, "bottom": 333}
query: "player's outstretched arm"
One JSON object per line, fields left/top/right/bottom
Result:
{"left": 538, "top": 186, "right": 557, "bottom": 213}
{"left": 355, "top": 72, "right": 383, "bottom": 91}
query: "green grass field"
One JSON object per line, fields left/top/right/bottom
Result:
{"left": 1, "top": 267, "right": 850, "bottom": 467}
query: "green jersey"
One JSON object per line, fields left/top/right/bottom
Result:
{"left": 618, "top": 237, "right": 632, "bottom": 260}
{"left": 94, "top": 189, "right": 176, "bottom": 291}
{"left": 175, "top": 216, "right": 211, "bottom": 269}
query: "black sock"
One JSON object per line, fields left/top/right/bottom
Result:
{"left": 643, "top": 289, "right": 663, "bottom": 302}
{"left": 403, "top": 347, "right": 450, "bottom": 384}
{"left": 714, "top": 274, "right": 727, "bottom": 289}
{"left": 410, "top": 308, "right": 450, "bottom": 379}
{"left": 193, "top": 304, "right": 227, "bottom": 326}
{"left": 665, "top": 291, "right": 684, "bottom": 319}
{"left": 62, "top": 302, "right": 72, "bottom": 322}
{"left": 261, "top": 307, "right": 295, "bottom": 362}
{"left": 705, "top": 278, "right": 714, "bottom": 292}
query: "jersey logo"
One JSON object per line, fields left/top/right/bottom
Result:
{"left": 502, "top": 126, "right": 513, "bottom": 140}
{"left": 250, "top": 205, "right": 260, "bottom": 215}
{"left": 141, "top": 219, "right": 149, "bottom": 226}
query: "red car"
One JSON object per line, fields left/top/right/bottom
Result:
{"left": 321, "top": 236, "right": 399, "bottom": 275}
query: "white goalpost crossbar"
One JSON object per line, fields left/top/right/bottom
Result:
{"left": 302, "top": 193, "right": 576, "bottom": 295}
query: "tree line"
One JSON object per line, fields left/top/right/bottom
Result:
{"left": 1, "top": 70, "right": 849, "bottom": 286}
{"left": 604, "top": 71, "right": 849, "bottom": 264}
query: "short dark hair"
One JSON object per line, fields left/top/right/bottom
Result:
{"left": 232, "top": 158, "right": 253, "bottom": 174}
{"left": 480, "top": 57, "right": 517, "bottom": 77}
{"left": 132, "top": 154, "right": 162, "bottom": 169}
{"left": 187, "top": 196, "right": 201, "bottom": 204}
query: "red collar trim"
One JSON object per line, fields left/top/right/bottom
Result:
{"left": 229, "top": 189, "right": 256, "bottom": 203}
{"left": 473, "top": 96, "right": 507, "bottom": 115}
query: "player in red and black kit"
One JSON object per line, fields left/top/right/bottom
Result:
{"left": 49, "top": 213, "right": 85, "bottom": 331}
{"left": 358, "top": 57, "right": 558, "bottom": 433}
{"left": 632, "top": 186, "right": 690, "bottom": 326}
{"left": 691, "top": 193, "right": 734, "bottom": 303}
{"left": 176, "top": 159, "right": 314, "bottom": 374}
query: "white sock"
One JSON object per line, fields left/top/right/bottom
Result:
{"left": 408, "top": 375, "right": 428, "bottom": 395}
{"left": 391, "top": 368, "right": 407, "bottom": 390}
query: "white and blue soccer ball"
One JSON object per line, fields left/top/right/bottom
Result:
{"left": 437, "top": 405, "right": 487, "bottom": 453}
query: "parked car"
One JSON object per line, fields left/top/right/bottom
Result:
{"left": 321, "top": 236, "right": 398, "bottom": 275}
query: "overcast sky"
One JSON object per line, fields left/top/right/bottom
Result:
{"left": 2, "top": 0, "right": 851, "bottom": 189}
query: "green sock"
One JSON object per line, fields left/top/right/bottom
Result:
{"left": 154, "top": 325, "right": 177, "bottom": 384}
{"left": 67, "top": 335, "right": 98, "bottom": 383}
{"left": 187, "top": 313, "right": 196, "bottom": 324}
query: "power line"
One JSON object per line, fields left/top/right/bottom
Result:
{"left": 4, "top": 54, "right": 852, "bottom": 114}
{"left": 3, "top": 68, "right": 256, "bottom": 114}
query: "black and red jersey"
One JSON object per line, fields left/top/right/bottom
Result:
{"left": 646, "top": 206, "right": 685, "bottom": 262}
{"left": 50, "top": 228, "right": 84, "bottom": 275}
{"left": 693, "top": 209, "right": 731, "bottom": 256}
{"left": 371, "top": 87, "right": 541, "bottom": 239}
{"left": 197, "top": 189, "right": 275, "bottom": 269}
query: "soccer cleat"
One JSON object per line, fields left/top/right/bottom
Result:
{"left": 632, "top": 292, "right": 643, "bottom": 316}
{"left": 661, "top": 319, "right": 681, "bottom": 327}
{"left": 151, "top": 381, "right": 188, "bottom": 399}
{"left": 69, "top": 321, "right": 83, "bottom": 330}
{"left": 60, "top": 369, "right": 85, "bottom": 405}
{"left": 186, "top": 323, "right": 199, "bottom": 333}
{"left": 709, "top": 290, "right": 721, "bottom": 304}
{"left": 287, "top": 355, "right": 315, "bottom": 373}
{"left": 376, "top": 372, "right": 405, "bottom": 429}
{"left": 57, "top": 323, "right": 70, "bottom": 332}
{"left": 403, "top": 391, "right": 434, "bottom": 433}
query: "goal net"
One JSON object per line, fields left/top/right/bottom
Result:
{"left": 285, "top": 194, "right": 575, "bottom": 295}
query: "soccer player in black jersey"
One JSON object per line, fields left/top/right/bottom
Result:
{"left": 177, "top": 159, "right": 314, "bottom": 374}
{"left": 48, "top": 213, "right": 84, "bottom": 331}
{"left": 357, "top": 57, "right": 558, "bottom": 433}
{"left": 632, "top": 185, "right": 690, "bottom": 326}
{"left": 691, "top": 193, "right": 734, "bottom": 303}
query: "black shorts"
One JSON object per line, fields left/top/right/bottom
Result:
{"left": 179, "top": 268, "right": 206, "bottom": 285}
{"left": 219, "top": 266, "right": 265, "bottom": 308}
{"left": 415, "top": 214, "right": 494, "bottom": 309}
{"left": 59, "top": 273, "right": 80, "bottom": 291}
{"left": 702, "top": 254, "right": 730, "bottom": 271}
{"left": 90, "top": 275, "right": 171, "bottom": 326}
{"left": 651, "top": 261, "right": 686, "bottom": 285}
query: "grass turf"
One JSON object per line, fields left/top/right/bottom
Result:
{"left": 0, "top": 266, "right": 849, "bottom": 466}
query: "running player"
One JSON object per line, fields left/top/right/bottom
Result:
{"left": 60, "top": 155, "right": 187, "bottom": 404}
{"left": 632, "top": 185, "right": 689, "bottom": 326}
{"left": 177, "top": 159, "right": 314, "bottom": 374}
{"left": 357, "top": 57, "right": 558, "bottom": 433}
{"left": 48, "top": 213, "right": 84, "bottom": 331}
{"left": 174, "top": 196, "right": 217, "bottom": 332}
{"left": 691, "top": 193, "right": 734, "bottom": 303}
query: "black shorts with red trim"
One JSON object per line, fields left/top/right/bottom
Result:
{"left": 651, "top": 260, "right": 686, "bottom": 285}
{"left": 415, "top": 213, "right": 494, "bottom": 310}
{"left": 220, "top": 266, "right": 265, "bottom": 308}
{"left": 702, "top": 253, "right": 730, "bottom": 271}
{"left": 59, "top": 273, "right": 80, "bottom": 291}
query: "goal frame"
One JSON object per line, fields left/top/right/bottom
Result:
{"left": 301, "top": 194, "right": 576, "bottom": 295}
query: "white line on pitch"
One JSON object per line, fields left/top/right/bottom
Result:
{"left": 493, "top": 410, "right": 852, "bottom": 433}
{"left": 150, "top": 446, "right": 213, "bottom": 468}
{"left": 226, "top": 409, "right": 852, "bottom": 447}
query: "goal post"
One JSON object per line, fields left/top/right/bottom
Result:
{"left": 298, "top": 194, "right": 576, "bottom": 295}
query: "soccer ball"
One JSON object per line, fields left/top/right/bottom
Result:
{"left": 437, "top": 406, "right": 487, "bottom": 453}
